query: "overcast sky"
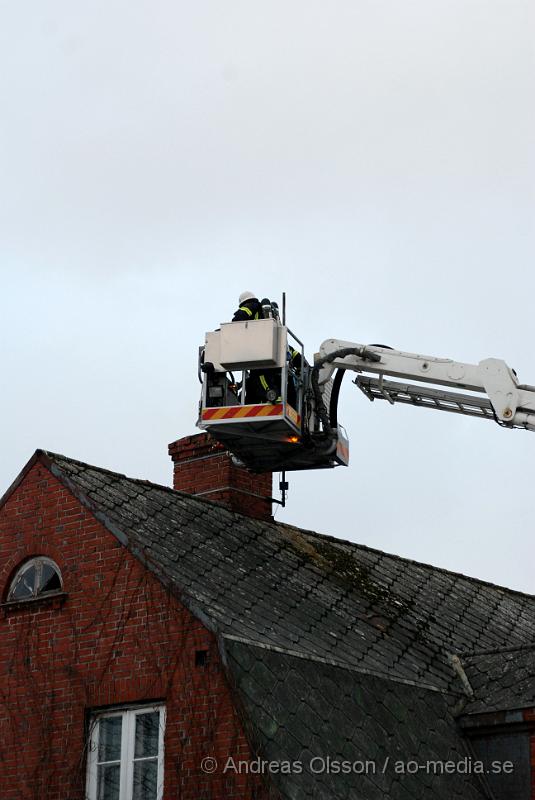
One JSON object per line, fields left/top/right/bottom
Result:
{"left": 1, "top": 1, "right": 534, "bottom": 592}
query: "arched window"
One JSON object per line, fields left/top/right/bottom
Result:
{"left": 7, "top": 557, "right": 63, "bottom": 602}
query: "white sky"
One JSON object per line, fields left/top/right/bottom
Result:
{"left": 1, "top": 1, "right": 534, "bottom": 592}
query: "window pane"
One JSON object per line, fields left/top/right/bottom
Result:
{"left": 98, "top": 717, "right": 122, "bottom": 763}
{"left": 134, "top": 712, "right": 159, "bottom": 758}
{"left": 40, "top": 562, "right": 61, "bottom": 593}
{"left": 133, "top": 759, "right": 158, "bottom": 800}
{"left": 97, "top": 763, "right": 121, "bottom": 800}
{"left": 10, "top": 566, "right": 36, "bottom": 599}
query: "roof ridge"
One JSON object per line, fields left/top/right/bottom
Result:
{"left": 40, "top": 449, "right": 173, "bottom": 491}
{"left": 276, "top": 520, "right": 535, "bottom": 602}
{"left": 39, "top": 449, "right": 254, "bottom": 517}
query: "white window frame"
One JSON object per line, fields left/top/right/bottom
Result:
{"left": 86, "top": 704, "right": 165, "bottom": 800}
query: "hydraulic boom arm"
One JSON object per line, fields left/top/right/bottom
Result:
{"left": 316, "top": 340, "right": 535, "bottom": 432}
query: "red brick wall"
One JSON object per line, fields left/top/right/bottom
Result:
{"left": 0, "top": 461, "right": 271, "bottom": 800}
{"left": 169, "top": 433, "right": 273, "bottom": 521}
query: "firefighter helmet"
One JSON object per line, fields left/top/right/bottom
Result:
{"left": 239, "top": 291, "right": 256, "bottom": 304}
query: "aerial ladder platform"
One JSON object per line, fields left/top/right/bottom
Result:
{"left": 197, "top": 303, "right": 535, "bottom": 474}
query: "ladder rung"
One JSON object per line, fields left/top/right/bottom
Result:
{"left": 355, "top": 377, "right": 495, "bottom": 421}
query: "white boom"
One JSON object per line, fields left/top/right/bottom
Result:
{"left": 316, "top": 340, "right": 535, "bottom": 431}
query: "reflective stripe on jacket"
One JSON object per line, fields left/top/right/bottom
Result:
{"left": 232, "top": 299, "right": 262, "bottom": 321}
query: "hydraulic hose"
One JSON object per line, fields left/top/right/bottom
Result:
{"left": 311, "top": 367, "right": 332, "bottom": 434}
{"left": 312, "top": 346, "right": 382, "bottom": 434}
{"left": 317, "top": 346, "right": 382, "bottom": 367}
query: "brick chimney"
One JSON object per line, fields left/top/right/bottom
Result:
{"left": 168, "top": 433, "right": 273, "bottom": 521}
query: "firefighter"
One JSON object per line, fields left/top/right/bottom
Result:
{"left": 232, "top": 291, "right": 280, "bottom": 403}
{"left": 232, "top": 291, "right": 263, "bottom": 321}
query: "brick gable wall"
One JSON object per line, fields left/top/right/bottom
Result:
{"left": 0, "top": 461, "right": 271, "bottom": 800}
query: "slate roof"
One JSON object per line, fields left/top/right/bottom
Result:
{"left": 225, "top": 640, "right": 487, "bottom": 800}
{"left": 459, "top": 645, "right": 535, "bottom": 716}
{"left": 6, "top": 449, "right": 535, "bottom": 800}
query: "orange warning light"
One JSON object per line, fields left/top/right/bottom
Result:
{"left": 288, "top": 436, "right": 299, "bottom": 443}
